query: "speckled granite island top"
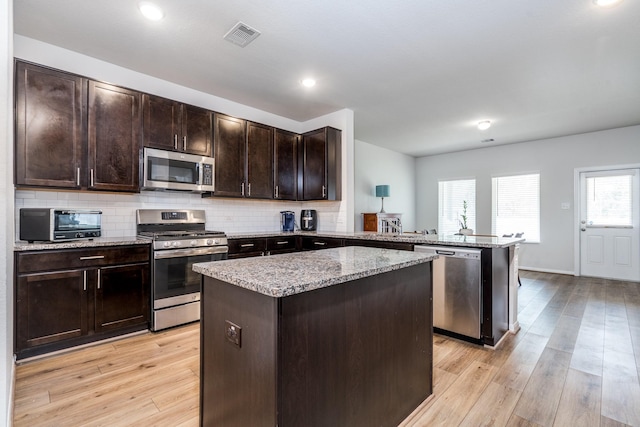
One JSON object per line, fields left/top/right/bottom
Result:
{"left": 193, "top": 246, "right": 437, "bottom": 298}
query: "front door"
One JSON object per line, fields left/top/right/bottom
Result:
{"left": 579, "top": 168, "right": 639, "bottom": 281}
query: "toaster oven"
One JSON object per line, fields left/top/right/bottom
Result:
{"left": 20, "top": 208, "right": 102, "bottom": 242}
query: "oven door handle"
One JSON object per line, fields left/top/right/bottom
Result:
{"left": 154, "top": 246, "right": 229, "bottom": 259}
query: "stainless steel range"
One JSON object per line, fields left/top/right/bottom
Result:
{"left": 136, "top": 209, "right": 228, "bottom": 331}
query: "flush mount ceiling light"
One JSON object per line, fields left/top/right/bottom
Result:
{"left": 301, "top": 78, "right": 316, "bottom": 88}
{"left": 593, "top": 0, "right": 623, "bottom": 6}
{"left": 477, "top": 120, "right": 491, "bottom": 130}
{"left": 138, "top": 1, "right": 164, "bottom": 21}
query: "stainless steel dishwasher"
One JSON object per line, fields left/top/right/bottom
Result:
{"left": 414, "top": 245, "right": 482, "bottom": 341}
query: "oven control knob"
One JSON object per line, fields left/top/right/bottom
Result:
{"left": 190, "top": 240, "right": 198, "bottom": 247}
{"left": 163, "top": 242, "right": 172, "bottom": 248}
{"left": 207, "top": 239, "right": 215, "bottom": 245}
{"left": 172, "top": 241, "right": 181, "bottom": 247}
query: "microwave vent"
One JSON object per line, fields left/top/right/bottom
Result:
{"left": 223, "top": 22, "right": 261, "bottom": 47}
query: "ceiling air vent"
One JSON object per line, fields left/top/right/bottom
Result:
{"left": 223, "top": 22, "right": 261, "bottom": 47}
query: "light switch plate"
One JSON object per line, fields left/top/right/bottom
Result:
{"left": 561, "top": 202, "right": 570, "bottom": 210}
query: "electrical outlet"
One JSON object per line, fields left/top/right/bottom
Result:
{"left": 225, "top": 320, "right": 241, "bottom": 347}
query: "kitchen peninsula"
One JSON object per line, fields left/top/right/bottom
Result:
{"left": 193, "top": 246, "right": 437, "bottom": 427}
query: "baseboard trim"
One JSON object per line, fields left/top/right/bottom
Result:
{"left": 519, "top": 266, "right": 576, "bottom": 276}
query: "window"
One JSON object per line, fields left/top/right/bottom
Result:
{"left": 585, "top": 172, "right": 633, "bottom": 226}
{"left": 438, "top": 179, "right": 476, "bottom": 236}
{"left": 492, "top": 173, "right": 540, "bottom": 242}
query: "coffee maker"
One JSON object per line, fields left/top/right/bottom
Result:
{"left": 280, "top": 211, "right": 295, "bottom": 232}
{"left": 300, "top": 209, "right": 317, "bottom": 231}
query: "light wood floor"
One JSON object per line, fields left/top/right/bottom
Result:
{"left": 13, "top": 271, "right": 640, "bottom": 427}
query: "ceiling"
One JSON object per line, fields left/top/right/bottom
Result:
{"left": 13, "top": 0, "right": 640, "bottom": 157}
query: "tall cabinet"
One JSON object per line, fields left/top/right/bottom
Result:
{"left": 299, "top": 127, "right": 341, "bottom": 201}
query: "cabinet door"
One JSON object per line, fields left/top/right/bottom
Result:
{"left": 214, "top": 114, "right": 246, "bottom": 197}
{"left": 246, "top": 121, "right": 274, "bottom": 199}
{"left": 88, "top": 81, "right": 141, "bottom": 192}
{"left": 95, "top": 263, "right": 150, "bottom": 333}
{"left": 301, "top": 236, "right": 344, "bottom": 250}
{"left": 14, "top": 61, "right": 85, "bottom": 189}
{"left": 142, "top": 94, "right": 181, "bottom": 151}
{"left": 15, "top": 270, "right": 88, "bottom": 351}
{"left": 183, "top": 104, "right": 212, "bottom": 156}
{"left": 301, "top": 129, "right": 327, "bottom": 200}
{"left": 274, "top": 129, "right": 298, "bottom": 200}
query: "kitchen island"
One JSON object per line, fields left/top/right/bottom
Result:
{"left": 193, "top": 246, "right": 437, "bottom": 427}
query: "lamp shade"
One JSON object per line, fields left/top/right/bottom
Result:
{"left": 375, "top": 185, "right": 390, "bottom": 198}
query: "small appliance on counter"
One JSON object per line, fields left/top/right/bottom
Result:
{"left": 20, "top": 208, "right": 102, "bottom": 242}
{"left": 280, "top": 211, "right": 295, "bottom": 232}
{"left": 300, "top": 209, "right": 317, "bottom": 231}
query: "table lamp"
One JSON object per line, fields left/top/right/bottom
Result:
{"left": 376, "top": 185, "right": 390, "bottom": 213}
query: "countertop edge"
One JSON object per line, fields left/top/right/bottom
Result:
{"left": 14, "top": 237, "right": 151, "bottom": 251}
{"left": 226, "top": 231, "right": 525, "bottom": 248}
{"left": 194, "top": 247, "right": 438, "bottom": 298}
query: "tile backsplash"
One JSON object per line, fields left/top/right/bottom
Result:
{"left": 15, "top": 189, "right": 346, "bottom": 240}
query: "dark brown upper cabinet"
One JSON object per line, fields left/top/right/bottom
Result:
{"left": 274, "top": 129, "right": 298, "bottom": 200}
{"left": 14, "top": 61, "right": 85, "bottom": 189}
{"left": 14, "top": 61, "right": 142, "bottom": 193}
{"left": 142, "top": 94, "right": 212, "bottom": 157}
{"left": 213, "top": 115, "right": 275, "bottom": 199}
{"left": 88, "top": 81, "right": 141, "bottom": 192}
{"left": 299, "top": 127, "right": 342, "bottom": 201}
{"left": 213, "top": 114, "right": 246, "bottom": 197}
{"left": 246, "top": 121, "right": 274, "bottom": 199}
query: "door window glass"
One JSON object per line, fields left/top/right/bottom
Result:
{"left": 586, "top": 174, "right": 633, "bottom": 226}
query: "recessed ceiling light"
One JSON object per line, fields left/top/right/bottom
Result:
{"left": 301, "top": 78, "right": 316, "bottom": 88}
{"left": 593, "top": 0, "right": 623, "bottom": 6}
{"left": 138, "top": 2, "right": 164, "bottom": 21}
{"left": 477, "top": 120, "right": 491, "bottom": 130}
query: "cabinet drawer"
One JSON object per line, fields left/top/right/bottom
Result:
{"left": 16, "top": 245, "right": 151, "bottom": 274}
{"left": 266, "top": 236, "right": 297, "bottom": 253}
{"left": 301, "top": 237, "right": 344, "bottom": 250}
{"left": 228, "top": 238, "right": 267, "bottom": 257}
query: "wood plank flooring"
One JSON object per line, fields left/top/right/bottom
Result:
{"left": 13, "top": 271, "right": 640, "bottom": 426}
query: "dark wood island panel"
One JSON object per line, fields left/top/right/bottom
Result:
{"left": 200, "top": 263, "right": 433, "bottom": 427}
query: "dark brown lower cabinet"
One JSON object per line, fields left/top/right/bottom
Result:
{"left": 200, "top": 263, "right": 433, "bottom": 427}
{"left": 15, "top": 245, "right": 150, "bottom": 360}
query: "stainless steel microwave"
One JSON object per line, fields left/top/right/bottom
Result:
{"left": 20, "top": 208, "right": 102, "bottom": 242}
{"left": 142, "top": 147, "right": 215, "bottom": 193}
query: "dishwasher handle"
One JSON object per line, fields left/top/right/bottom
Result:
{"left": 436, "top": 250, "right": 456, "bottom": 256}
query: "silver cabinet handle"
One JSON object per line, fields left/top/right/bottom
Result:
{"left": 76, "top": 167, "right": 80, "bottom": 186}
{"left": 183, "top": 136, "right": 187, "bottom": 151}
{"left": 241, "top": 182, "right": 245, "bottom": 196}
{"left": 174, "top": 134, "right": 178, "bottom": 150}
{"left": 80, "top": 255, "right": 105, "bottom": 260}
{"left": 322, "top": 185, "right": 326, "bottom": 198}
{"left": 314, "top": 242, "right": 327, "bottom": 246}
{"left": 274, "top": 185, "right": 279, "bottom": 198}
{"left": 97, "top": 269, "right": 101, "bottom": 289}
{"left": 247, "top": 183, "right": 251, "bottom": 197}
{"left": 240, "top": 243, "right": 255, "bottom": 248}
{"left": 83, "top": 270, "right": 87, "bottom": 291}
{"left": 90, "top": 169, "right": 94, "bottom": 187}
{"left": 276, "top": 241, "right": 288, "bottom": 245}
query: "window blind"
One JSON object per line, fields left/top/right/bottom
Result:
{"left": 438, "top": 179, "right": 476, "bottom": 236}
{"left": 492, "top": 173, "right": 540, "bottom": 242}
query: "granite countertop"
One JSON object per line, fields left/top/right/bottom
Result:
{"left": 226, "top": 231, "right": 524, "bottom": 249}
{"left": 14, "top": 236, "right": 150, "bottom": 251}
{"left": 193, "top": 246, "right": 437, "bottom": 298}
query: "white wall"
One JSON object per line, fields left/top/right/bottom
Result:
{"left": 13, "top": 36, "right": 356, "bottom": 234}
{"left": 1, "top": 0, "right": 13, "bottom": 423}
{"left": 416, "top": 125, "right": 640, "bottom": 274}
{"left": 354, "top": 140, "right": 416, "bottom": 231}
